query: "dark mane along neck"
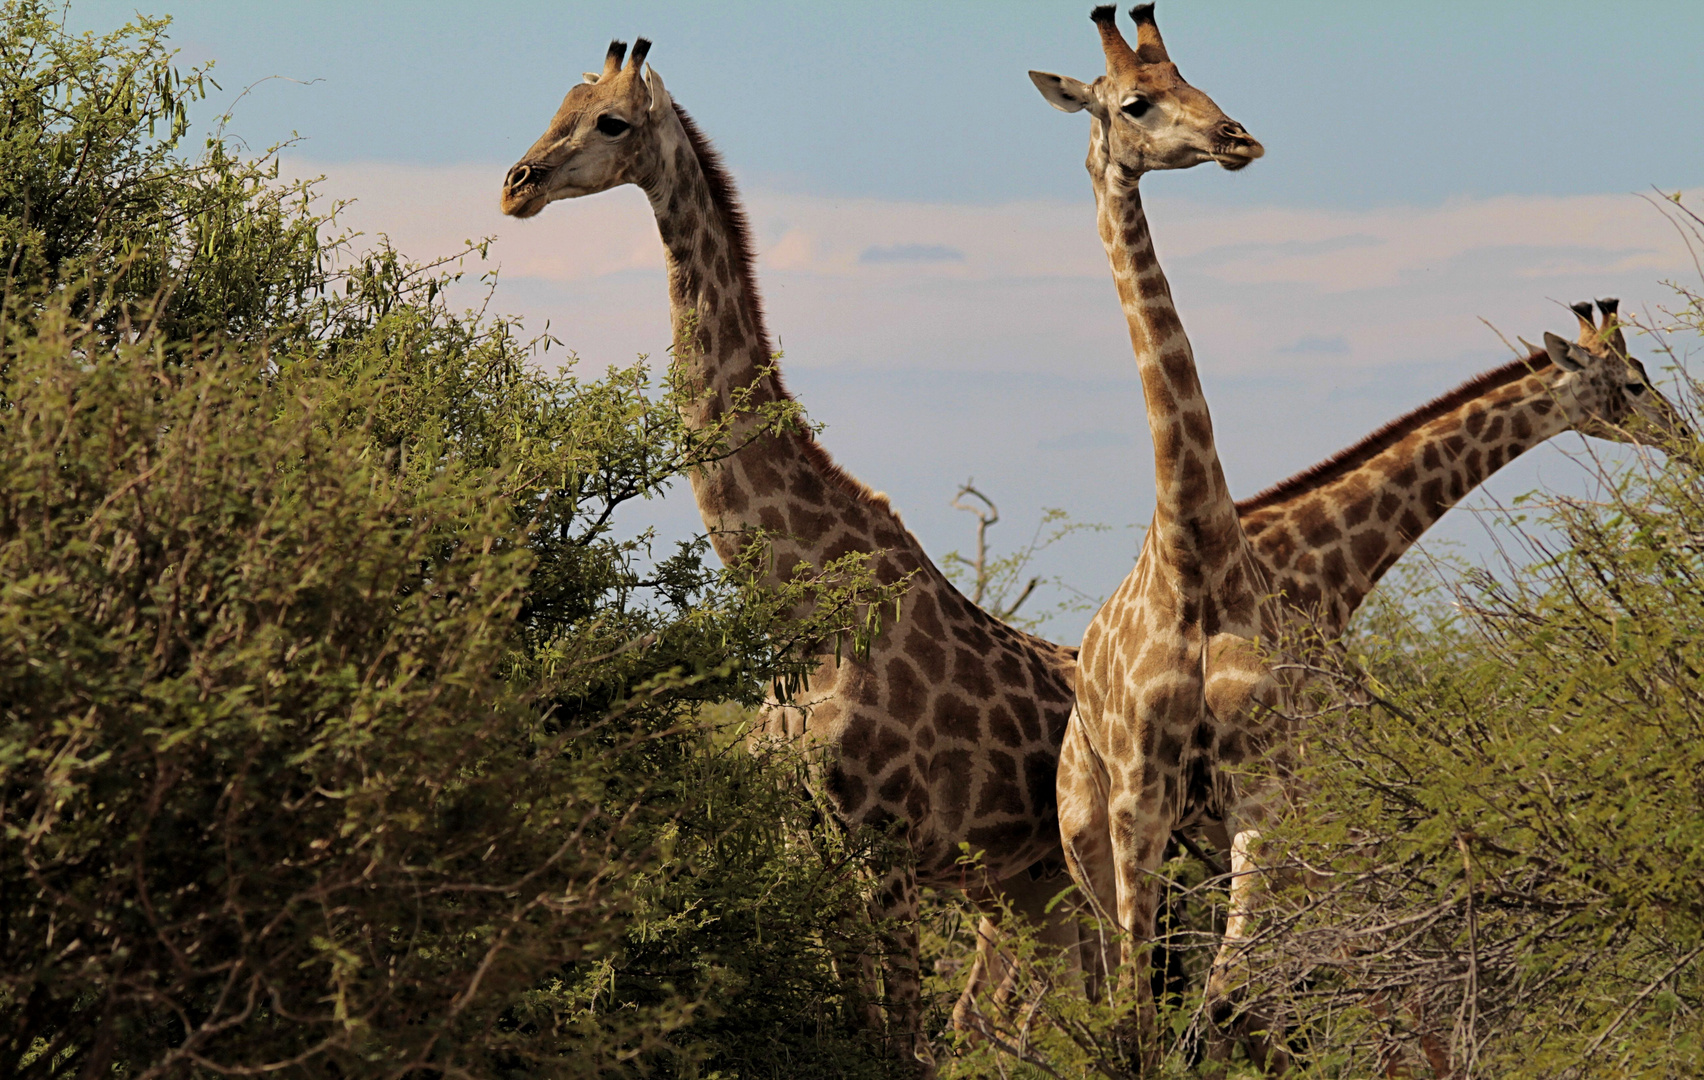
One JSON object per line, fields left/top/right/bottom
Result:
{"left": 1236, "top": 349, "right": 1555, "bottom": 514}
{"left": 669, "top": 103, "right": 890, "bottom": 513}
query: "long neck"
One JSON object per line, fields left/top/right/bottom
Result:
{"left": 1090, "top": 130, "right": 1243, "bottom": 593}
{"left": 1240, "top": 358, "right": 1570, "bottom": 635}
{"left": 638, "top": 106, "right": 923, "bottom": 584}
{"left": 641, "top": 107, "right": 780, "bottom": 430}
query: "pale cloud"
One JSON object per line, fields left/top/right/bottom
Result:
{"left": 290, "top": 157, "right": 1698, "bottom": 391}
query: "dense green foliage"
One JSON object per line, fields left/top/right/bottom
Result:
{"left": 0, "top": 5, "right": 904, "bottom": 1076}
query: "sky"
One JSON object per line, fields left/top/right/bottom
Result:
{"left": 65, "top": 1, "right": 1704, "bottom": 640}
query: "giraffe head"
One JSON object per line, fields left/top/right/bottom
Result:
{"left": 1543, "top": 298, "right": 1691, "bottom": 445}
{"left": 500, "top": 38, "right": 671, "bottom": 218}
{"left": 1028, "top": 5, "right": 1262, "bottom": 181}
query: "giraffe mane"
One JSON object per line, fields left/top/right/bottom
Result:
{"left": 672, "top": 104, "right": 895, "bottom": 516}
{"left": 1235, "top": 349, "right": 1555, "bottom": 514}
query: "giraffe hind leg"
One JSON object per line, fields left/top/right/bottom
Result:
{"left": 869, "top": 860, "right": 935, "bottom": 1075}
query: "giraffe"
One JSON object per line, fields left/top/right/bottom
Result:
{"left": 1239, "top": 297, "right": 1690, "bottom": 638}
{"left": 1029, "top": 2, "right": 1289, "bottom": 1063}
{"left": 500, "top": 38, "right": 1082, "bottom": 1070}
{"left": 1033, "top": 8, "right": 1692, "bottom": 1066}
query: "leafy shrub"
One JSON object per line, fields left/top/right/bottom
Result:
{"left": 0, "top": 4, "right": 906, "bottom": 1076}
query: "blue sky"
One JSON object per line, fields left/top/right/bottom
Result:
{"left": 73, "top": 1, "right": 1704, "bottom": 206}
{"left": 65, "top": 2, "right": 1704, "bottom": 639}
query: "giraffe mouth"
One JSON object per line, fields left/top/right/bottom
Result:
{"left": 1212, "top": 133, "right": 1264, "bottom": 172}
{"left": 500, "top": 162, "right": 554, "bottom": 218}
{"left": 502, "top": 190, "right": 550, "bottom": 218}
{"left": 1214, "top": 143, "right": 1263, "bottom": 172}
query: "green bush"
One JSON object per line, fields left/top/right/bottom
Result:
{"left": 0, "top": 5, "right": 906, "bottom": 1076}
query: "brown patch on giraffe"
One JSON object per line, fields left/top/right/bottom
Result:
{"left": 1398, "top": 509, "right": 1423, "bottom": 540}
{"left": 788, "top": 503, "right": 831, "bottom": 539}
{"left": 951, "top": 648, "right": 995, "bottom": 699}
{"left": 933, "top": 692, "right": 983, "bottom": 742}
{"left": 1377, "top": 491, "right": 1401, "bottom": 522}
{"left": 932, "top": 749, "right": 974, "bottom": 832}
{"left": 905, "top": 629, "right": 946, "bottom": 683}
{"left": 878, "top": 766, "right": 916, "bottom": 806}
{"left": 1421, "top": 444, "right": 1442, "bottom": 471}
{"left": 992, "top": 648, "right": 1028, "bottom": 690}
{"left": 1295, "top": 499, "right": 1342, "bottom": 546}
{"left": 1254, "top": 524, "right": 1298, "bottom": 568}
{"left": 1419, "top": 477, "right": 1447, "bottom": 519}
{"left": 969, "top": 821, "right": 1033, "bottom": 854}
{"left": 1342, "top": 492, "right": 1375, "bottom": 528}
{"left": 886, "top": 657, "right": 927, "bottom": 721}
{"left": 868, "top": 725, "right": 913, "bottom": 778}
{"left": 791, "top": 465, "right": 827, "bottom": 506}
{"left": 826, "top": 765, "right": 868, "bottom": 815}
{"left": 985, "top": 703, "right": 1023, "bottom": 749}
{"left": 1512, "top": 414, "right": 1533, "bottom": 441}
{"left": 1024, "top": 751, "right": 1056, "bottom": 816}
{"left": 1350, "top": 530, "right": 1388, "bottom": 574}
{"left": 1011, "top": 696, "right": 1044, "bottom": 743}
{"left": 974, "top": 771, "right": 1025, "bottom": 817}
{"left": 1237, "top": 348, "right": 1554, "bottom": 513}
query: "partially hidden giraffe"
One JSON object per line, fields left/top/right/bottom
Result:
{"left": 1029, "top": 2, "right": 1296, "bottom": 1062}
{"left": 1031, "top": 5, "right": 1692, "bottom": 1065}
{"left": 500, "top": 39, "right": 1081, "bottom": 1070}
{"left": 1239, "top": 296, "right": 1689, "bottom": 639}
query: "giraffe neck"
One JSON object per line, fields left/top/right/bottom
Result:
{"left": 638, "top": 104, "right": 921, "bottom": 580}
{"left": 1240, "top": 356, "right": 1571, "bottom": 636}
{"left": 1089, "top": 135, "right": 1242, "bottom": 593}
{"left": 641, "top": 105, "right": 780, "bottom": 427}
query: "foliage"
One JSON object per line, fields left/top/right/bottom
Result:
{"left": 0, "top": 5, "right": 908, "bottom": 1077}
{"left": 941, "top": 480, "right": 1107, "bottom": 635}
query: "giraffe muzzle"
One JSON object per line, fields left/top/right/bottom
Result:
{"left": 1213, "top": 121, "right": 1264, "bottom": 171}
{"left": 500, "top": 163, "right": 552, "bottom": 218}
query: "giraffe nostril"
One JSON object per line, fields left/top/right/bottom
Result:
{"left": 506, "top": 165, "right": 533, "bottom": 190}
{"left": 1217, "top": 121, "right": 1248, "bottom": 143}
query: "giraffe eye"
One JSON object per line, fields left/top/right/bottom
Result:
{"left": 1626, "top": 382, "right": 1648, "bottom": 396}
{"left": 1122, "top": 98, "right": 1151, "bottom": 118}
{"left": 595, "top": 115, "right": 631, "bottom": 137}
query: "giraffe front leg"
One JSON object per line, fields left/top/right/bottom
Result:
{"left": 1057, "top": 708, "right": 1118, "bottom": 994}
{"left": 1107, "top": 782, "right": 1173, "bottom": 1074}
{"left": 870, "top": 860, "right": 935, "bottom": 1075}
{"left": 1205, "top": 803, "right": 1293, "bottom": 1074}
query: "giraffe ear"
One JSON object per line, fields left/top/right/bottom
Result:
{"left": 1544, "top": 331, "right": 1589, "bottom": 372}
{"left": 1030, "top": 71, "right": 1096, "bottom": 115}
{"left": 644, "top": 64, "right": 671, "bottom": 118}
{"left": 582, "top": 72, "right": 600, "bottom": 84}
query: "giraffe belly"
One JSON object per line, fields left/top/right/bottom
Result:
{"left": 773, "top": 646, "right": 1075, "bottom": 887}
